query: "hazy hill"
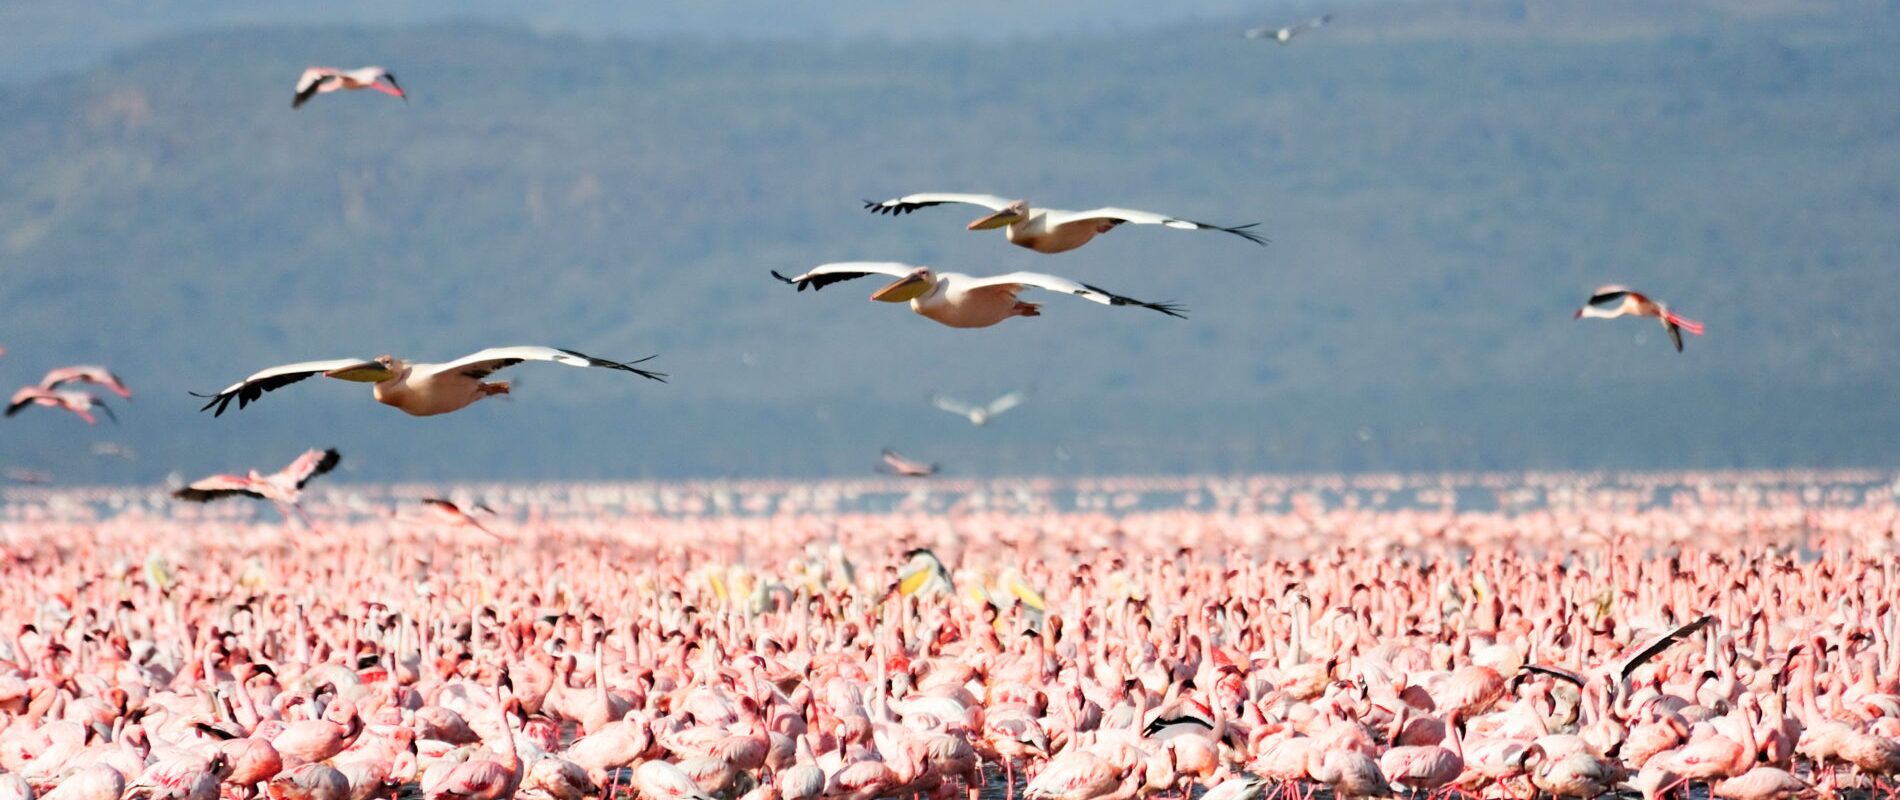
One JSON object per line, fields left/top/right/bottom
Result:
{"left": 2, "top": 5, "right": 1897, "bottom": 483}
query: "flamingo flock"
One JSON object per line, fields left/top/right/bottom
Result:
{"left": 0, "top": 469, "right": 1893, "bottom": 800}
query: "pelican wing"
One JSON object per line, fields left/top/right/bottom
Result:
{"left": 863, "top": 193, "right": 1014, "bottom": 216}
{"left": 293, "top": 68, "right": 336, "bottom": 109}
{"left": 173, "top": 475, "right": 263, "bottom": 502}
{"left": 771, "top": 262, "right": 917, "bottom": 292}
{"left": 1047, "top": 207, "right": 1268, "bottom": 245}
{"left": 281, "top": 448, "right": 341, "bottom": 489}
{"left": 985, "top": 391, "right": 1027, "bottom": 416}
{"left": 193, "top": 359, "right": 375, "bottom": 417}
{"left": 417, "top": 346, "right": 666, "bottom": 383}
{"left": 932, "top": 395, "right": 977, "bottom": 417}
{"left": 964, "top": 272, "right": 1188, "bottom": 318}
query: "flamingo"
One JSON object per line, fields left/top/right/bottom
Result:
{"left": 37, "top": 366, "right": 132, "bottom": 398}
{"left": 863, "top": 195, "right": 1265, "bottom": 253}
{"left": 420, "top": 499, "right": 504, "bottom": 540}
{"left": 879, "top": 449, "right": 938, "bottom": 479}
{"left": 634, "top": 760, "right": 715, "bottom": 800}
{"left": 932, "top": 390, "right": 1028, "bottom": 427}
{"left": 772, "top": 263, "right": 1184, "bottom": 328}
{"left": 1244, "top": 14, "right": 1333, "bottom": 43}
{"left": 425, "top": 675, "right": 524, "bottom": 800}
{"left": 193, "top": 346, "right": 664, "bottom": 417}
{"left": 5, "top": 388, "right": 115, "bottom": 424}
{"left": 1573, "top": 285, "right": 1706, "bottom": 352}
{"left": 171, "top": 448, "right": 341, "bottom": 528}
{"left": 294, "top": 67, "right": 406, "bottom": 109}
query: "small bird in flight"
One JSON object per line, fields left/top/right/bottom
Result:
{"left": 773, "top": 262, "right": 1184, "bottom": 329}
{"left": 1245, "top": 14, "right": 1333, "bottom": 44}
{"left": 293, "top": 66, "right": 407, "bottom": 109}
{"left": 1573, "top": 285, "right": 1705, "bottom": 352}
{"left": 863, "top": 194, "right": 1265, "bottom": 254}
{"left": 6, "top": 387, "right": 116, "bottom": 425}
{"left": 38, "top": 365, "right": 132, "bottom": 399}
{"left": 172, "top": 448, "right": 341, "bottom": 528}
{"left": 933, "top": 390, "right": 1028, "bottom": 427}
{"left": 879, "top": 448, "right": 939, "bottom": 478}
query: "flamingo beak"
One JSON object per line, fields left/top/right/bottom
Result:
{"left": 871, "top": 273, "right": 931, "bottom": 303}
{"left": 967, "top": 208, "right": 1025, "bottom": 230}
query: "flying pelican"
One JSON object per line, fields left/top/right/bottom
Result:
{"left": 1573, "top": 285, "right": 1705, "bottom": 352}
{"left": 879, "top": 448, "right": 938, "bottom": 478}
{"left": 193, "top": 346, "right": 664, "bottom": 417}
{"left": 771, "top": 262, "right": 1184, "bottom": 328}
{"left": 1245, "top": 14, "right": 1333, "bottom": 43}
{"left": 6, "top": 387, "right": 116, "bottom": 425}
{"left": 863, "top": 194, "right": 1266, "bottom": 253}
{"left": 39, "top": 365, "right": 132, "bottom": 398}
{"left": 933, "top": 390, "right": 1027, "bottom": 427}
{"left": 172, "top": 448, "right": 341, "bottom": 527}
{"left": 293, "top": 66, "right": 406, "bottom": 109}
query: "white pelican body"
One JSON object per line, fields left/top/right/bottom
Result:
{"left": 772, "top": 262, "right": 1184, "bottom": 329}
{"left": 294, "top": 66, "right": 406, "bottom": 108}
{"left": 196, "top": 346, "right": 664, "bottom": 417}
{"left": 865, "top": 194, "right": 1265, "bottom": 254}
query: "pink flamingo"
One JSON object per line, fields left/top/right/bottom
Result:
{"left": 5, "top": 387, "right": 115, "bottom": 424}
{"left": 37, "top": 366, "right": 132, "bottom": 399}
{"left": 293, "top": 67, "right": 406, "bottom": 109}
{"left": 1573, "top": 285, "right": 1705, "bottom": 352}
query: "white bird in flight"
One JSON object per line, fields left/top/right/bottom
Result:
{"left": 1573, "top": 285, "right": 1705, "bottom": 352}
{"left": 772, "top": 262, "right": 1184, "bottom": 328}
{"left": 863, "top": 194, "right": 1266, "bottom": 254}
{"left": 194, "top": 346, "right": 664, "bottom": 417}
{"left": 293, "top": 66, "right": 407, "bottom": 109}
{"left": 933, "top": 391, "right": 1028, "bottom": 427}
{"left": 1245, "top": 14, "right": 1333, "bottom": 43}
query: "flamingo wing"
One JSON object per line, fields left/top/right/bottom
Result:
{"left": 173, "top": 475, "right": 263, "bottom": 502}
{"left": 293, "top": 68, "right": 337, "bottom": 108}
{"left": 280, "top": 448, "right": 341, "bottom": 489}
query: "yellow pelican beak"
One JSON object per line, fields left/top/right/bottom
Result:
{"left": 324, "top": 362, "right": 395, "bottom": 383}
{"left": 871, "top": 272, "right": 932, "bottom": 303}
{"left": 897, "top": 568, "right": 934, "bottom": 597}
{"left": 967, "top": 208, "right": 1025, "bottom": 230}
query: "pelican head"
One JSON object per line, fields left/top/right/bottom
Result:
{"left": 967, "top": 200, "right": 1030, "bottom": 230}
{"left": 871, "top": 267, "right": 936, "bottom": 303}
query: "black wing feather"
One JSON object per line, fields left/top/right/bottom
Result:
{"left": 191, "top": 370, "right": 327, "bottom": 417}
{"left": 555, "top": 349, "right": 667, "bottom": 382}
{"left": 772, "top": 269, "right": 873, "bottom": 292}
{"left": 172, "top": 487, "right": 265, "bottom": 503}
{"left": 1079, "top": 283, "right": 1189, "bottom": 319}
{"left": 297, "top": 448, "right": 343, "bottom": 490}
{"left": 1616, "top": 615, "right": 1713, "bottom": 681}
{"left": 863, "top": 199, "right": 949, "bottom": 216}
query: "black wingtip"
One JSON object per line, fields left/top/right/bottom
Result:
{"left": 1222, "top": 223, "right": 1270, "bottom": 246}
{"left": 770, "top": 270, "right": 795, "bottom": 285}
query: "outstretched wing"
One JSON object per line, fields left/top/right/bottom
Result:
{"left": 173, "top": 475, "right": 263, "bottom": 502}
{"left": 964, "top": 272, "right": 1188, "bottom": 318}
{"left": 1614, "top": 615, "right": 1713, "bottom": 681}
{"left": 863, "top": 193, "right": 1014, "bottom": 216}
{"left": 1518, "top": 664, "right": 1587, "bottom": 688}
{"left": 1584, "top": 285, "right": 1634, "bottom": 306}
{"left": 771, "top": 262, "right": 918, "bottom": 292}
{"left": 417, "top": 347, "right": 666, "bottom": 383}
{"left": 192, "top": 359, "right": 376, "bottom": 417}
{"left": 985, "top": 391, "right": 1027, "bottom": 416}
{"left": 281, "top": 448, "right": 341, "bottom": 489}
{"left": 293, "top": 68, "right": 336, "bottom": 108}
{"left": 932, "top": 395, "right": 977, "bottom": 417}
{"left": 1046, "top": 207, "right": 1268, "bottom": 246}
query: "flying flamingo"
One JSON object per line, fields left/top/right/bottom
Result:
{"left": 879, "top": 449, "right": 938, "bottom": 478}
{"left": 293, "top": 67, "right": 406, "bottom": 109}
{"left": 863, "top": 195, "right": 1266, "bottom": 253}
{"left": 420, "top": 498, "right": 504, "bottom": 539}
{"left": 5, "top": 387, "right": 115, "bottom": 424}
{"left": 171, "top": 448, "right": 341, "bottom": 528}
{"left": 1573, "top": 285, "right": 1706, "bottom": 352}
{"left": 194, "top": 346, "right": 664, "bottom": 417}
{"left": 37, "top": 366, "right": 132, "bottom": 398}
